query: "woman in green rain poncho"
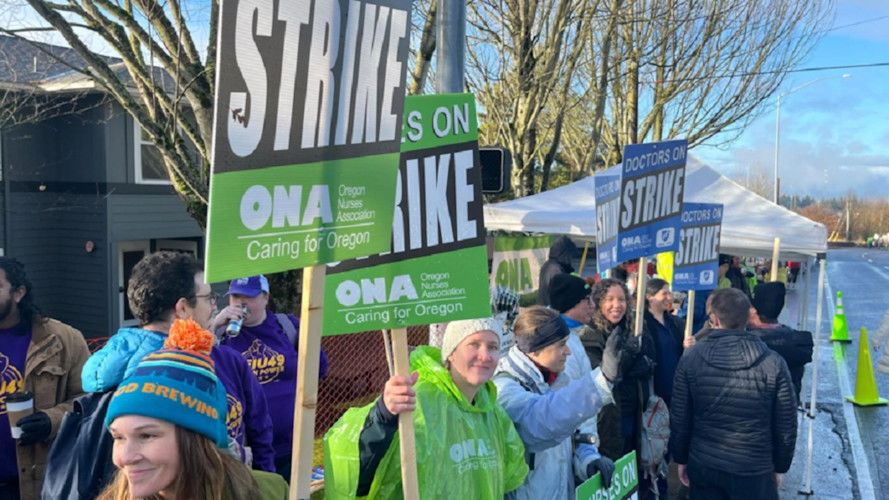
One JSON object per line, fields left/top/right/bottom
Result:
{"left": 324, "top": 318, "right": 529, "bottom": 499}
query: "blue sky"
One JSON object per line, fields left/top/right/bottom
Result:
{"left": 693, "top": 0, "right": 889, "bottom": 199}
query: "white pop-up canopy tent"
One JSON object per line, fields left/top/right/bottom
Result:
{"left": 484, "top": 155, "right": 827, "bottom": 259}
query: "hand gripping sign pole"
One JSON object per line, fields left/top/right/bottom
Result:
{"left": 799, "top": 253, "right": 826, "bottom": 495}
{"left": 392, "top": 327, "right": 420, "bottom": 499}
{"left": 291, "top": 265, "right": 326, "bottom": 500}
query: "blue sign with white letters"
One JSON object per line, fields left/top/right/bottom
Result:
{"left": 672, "top": 202, "right": 723, "bottom": 291}
{"left": 616, "top": 139, "right": 687, "bottom": 261}
{"left": 595, "top": 165, "right": 621, "bottom": 273}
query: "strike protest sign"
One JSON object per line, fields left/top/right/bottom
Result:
{"left": 594, "top": 164, "right": 621, "bottom": 273}
{"left": 672, "top": 202, "right": 723, "bottom": 291}
{"left": 491, "top": 235, "right": 553, "bottom": 294}
{"left": 205, "top": 0, "right": 412, "bottom": 282}
{"left": 615, "top": 139, "right": 688, "bottom": 262}
{"left": 575, "top": 451, "right": 639, "bottom": 500}
{"left": 322, "top": 94, "right": 491, "bottom": 335}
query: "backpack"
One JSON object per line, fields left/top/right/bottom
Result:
{"left": 274, "top": 313, "right": 298, "bottom": 346}
{"left": 40, "top": 391, "right": 117, "bottom": 500}
{"left": 639, "top": 394, "right": 670, "bottom": 490}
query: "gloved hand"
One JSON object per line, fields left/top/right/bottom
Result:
{"left": 17, "top": 411, "right": 51, "bottom": 445}
{"left": 586, "top": 457, "right": 616, "bottom": 488}
{"left": 600, "top": 332, "right": 641, "bottom": 383}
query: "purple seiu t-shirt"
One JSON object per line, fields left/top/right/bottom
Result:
{"left": 0, "top": 323, "right": 31, "bottom": 480}
{"left": 210, "top": 344, "right": 276, "bottom": 472}
{"left": 222, "top": 312, "right": 328, "bottom": 458}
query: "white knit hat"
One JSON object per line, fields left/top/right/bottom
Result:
{"left": 440, "top": 317, "right": 503, "bottom": 362}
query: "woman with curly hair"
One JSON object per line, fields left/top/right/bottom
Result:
{"left": 579, "top": 278, "right": 655, "bottom": 461}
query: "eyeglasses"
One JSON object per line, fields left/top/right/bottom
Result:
{"left": 193, "top": 292, "right": 219, "bottom": 305}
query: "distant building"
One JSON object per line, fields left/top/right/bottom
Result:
{"left": 0, "top": 35, "right": 204, "bottom": 342}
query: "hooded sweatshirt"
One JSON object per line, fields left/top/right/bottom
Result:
{"left": 537, "top": 236, "right": 578, "bottom": 307}
{"left": 669, "top": 329, "right": 798, "bottom": 475}
{"left": 323, "top": 346, "right": 528, "bottom": 499}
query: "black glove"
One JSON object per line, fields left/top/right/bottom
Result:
{"left": 17, "top": 411, "right": 51, "bottom": 445}
{"left": 587, "top": 457, "right": 616, "bottom": 488}
{"left": 600, "top": 331, "right": 624, "bottom": 382}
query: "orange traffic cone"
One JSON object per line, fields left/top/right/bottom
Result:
{"left": 846, "top": 327, "right": 888, "bottom": 406}
{"left": 831, "top": 291, "right": 851, "bottom": 343}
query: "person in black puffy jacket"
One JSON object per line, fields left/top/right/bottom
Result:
{"left": 536, "top": 236, "right": 578, "bottom": 307}
{"left": 669, "top": 288, "right": 797, "bottom": 500}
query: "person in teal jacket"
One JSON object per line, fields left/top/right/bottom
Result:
{"left": 324, "top": 318, "right": 529, "bottom": 499}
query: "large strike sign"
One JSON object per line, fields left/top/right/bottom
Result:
{"left": 672, "top": 202, "right": 723, "bottom": 291}
{"left": 594, "top": 165, "right": 621, "bottom": 273}
{"left": 205, "top": 0, "right": 412, "bottom": 281}
{"left": 616, "top": 139, "right": 687, "bottom": 262}
{"left": 491, "top": 235, "right": 553, "bottom": 294}
{"left": 322, "top": 94, "right": 490, "bottom": 335}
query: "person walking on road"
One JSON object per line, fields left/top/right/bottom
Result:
{"left": 670, "top": 288, "right": 798, "bottom": 500}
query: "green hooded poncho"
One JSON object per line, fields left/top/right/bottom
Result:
{"left": 323, "top": 345, "right": 528, "bottom": 499}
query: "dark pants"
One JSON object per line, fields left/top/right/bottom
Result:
{"left": 688, "top": 461, "right": 778, "bottom": 500}
{"left": 0, "top": 478, "right": 19, "bottom": 500}
{"left": 275, "top": 454, "right": 292, "bottom": 481}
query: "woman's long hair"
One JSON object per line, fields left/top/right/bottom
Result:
{"left": 643, "top": 278, "right": 670, "bottom": 312}
{"left": 97, "top": 426, "right": 259, "bottom": 500}
{"left": 589, "top": 278, "right": 633, "bottom": 333}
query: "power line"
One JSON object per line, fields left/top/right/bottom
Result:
{"left": 826, "top": 14, "right": 889, "bottom": 33}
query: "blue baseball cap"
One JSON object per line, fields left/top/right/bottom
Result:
{"left": 227, "top": 275, "right": 269, "bottom": 297}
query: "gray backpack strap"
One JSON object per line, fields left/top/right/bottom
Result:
{"left": 275, "top": 313, "right": 298, "bottom": 346}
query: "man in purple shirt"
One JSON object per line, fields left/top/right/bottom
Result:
{"left": 211, "top": 275, "right": 329, "bottom": 479}
{"left": 80, "top": 252, "right": 275, "bottom": 474}
{"left": 0, "top": 258, "right": 90, "bottom": 500}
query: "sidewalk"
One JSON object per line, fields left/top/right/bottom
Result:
{"left": 777, "top": 281, "right": 855, "bottom": 499}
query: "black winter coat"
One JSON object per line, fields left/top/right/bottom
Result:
{"left": 536, "top": 236, "right": 577, "bottom": 306}
{"left": 669, "top": 329, "right": 798, "bottom": 475}
{"left": 748, "top": 325, "right": 814, "bottom": 402}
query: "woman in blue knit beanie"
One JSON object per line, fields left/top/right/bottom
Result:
{"left": 97, "top": 319, "right": 287, "bottom": 500}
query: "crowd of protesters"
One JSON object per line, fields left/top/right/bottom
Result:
{"left": 0, "top": 245, "right": 810, "bottom": 499}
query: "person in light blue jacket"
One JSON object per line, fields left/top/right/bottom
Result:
{"left": 493, "top": 306, "right": 629, "bottom": 499}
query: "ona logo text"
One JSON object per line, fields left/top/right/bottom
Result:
{"left": 335, "top": 275, "right": 418, "bottom": 306}
{"left": 240, "top": 184, "right": 332, "bottom": 231}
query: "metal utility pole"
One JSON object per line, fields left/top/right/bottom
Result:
{"left": 436, "top": 0, "right": 465, "bottom": 93}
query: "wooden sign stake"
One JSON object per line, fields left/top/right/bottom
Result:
{"left": 770, "top": 237, "right": 781, "bottom": 282}
{"left": 391, "top": 327, "right": 420, "bottom": 499}
{"left": 290, "top": 264, "right": 325, "bottom": 500}
{"left": 684, "top": 289, "right": 696, "bottom": 339}
{"left": 634, "top": 256, "right": 647, "bottom": 336}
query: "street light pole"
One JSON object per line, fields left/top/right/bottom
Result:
{"left": 773, "top": 74, "right": 850, "bottom": 204}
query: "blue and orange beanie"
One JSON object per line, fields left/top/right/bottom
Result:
{"left": 105, "top": 319, "right": 229, "bottom": 447}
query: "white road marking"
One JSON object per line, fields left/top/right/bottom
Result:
{"left": 825, "top": 275, "right": 877, "bottom": 500}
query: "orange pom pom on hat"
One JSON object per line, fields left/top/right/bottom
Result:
{"left": 105, "top": 319, "right": 229, "bottom": 447}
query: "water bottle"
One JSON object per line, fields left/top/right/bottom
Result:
{"left": 226, "top": 304, "right": 248, "bottom": 337}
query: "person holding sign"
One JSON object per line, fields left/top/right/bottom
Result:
{"left": 578, "top": 279, "right": 654, "bottom": 462}
{"left": 493, "top": 306, "right": 634, "bottom": 499}
{"left": 641, "top": 279, "right": 687, "bottom": 407}
{"left": 323, "top": 318, "right": 528, "bottom": 499}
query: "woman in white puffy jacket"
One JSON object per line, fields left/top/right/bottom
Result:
{"left": 493, "top": 306, "right": 625, "bottom": 499}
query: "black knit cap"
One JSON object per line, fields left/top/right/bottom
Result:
{"left": 752, "top": 282, "right": 785, "bottom": 320}
{"left": 549, "top": 273, "right": 591, "bottom": 313}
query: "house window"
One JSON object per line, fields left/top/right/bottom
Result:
{"left": 134, "top": 122, "right": 170, "bottom": 184}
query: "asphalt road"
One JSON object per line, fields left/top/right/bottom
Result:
{"left": 825, "top": 248, "right": 889, "bottom": 499}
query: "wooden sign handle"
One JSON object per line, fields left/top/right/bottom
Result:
{"left": 634, "top": 257, "right": 647, "bottom": 336}
{"left": 684, "top": 289, "right": 695, "bottom": 339}
{"left": 290, "top": 265, "right": 325, "bottom": 500}
{"left": 770, "top": 237, "right": 781, "bottom": 282}
{"left": 391, "top": 327, "right": 420, "bottom": 499}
